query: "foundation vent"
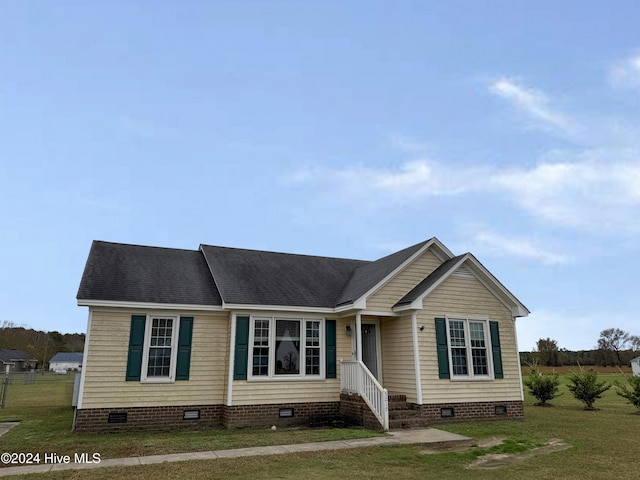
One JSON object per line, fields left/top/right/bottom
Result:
{"left": 183, "top": 410, "right": 201, "bottom": 420}
{"left": 440, "top": 407, "right": 454, "bottom": 418}
{"left": 108, "top": 412, "right": 128, "bottom": 424}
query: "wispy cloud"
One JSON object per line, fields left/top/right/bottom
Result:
{"left": 491, "top": 156, "right": 640, "bottom": 230}
{"left": 609, "top": 53, "right": 640, "bottom": 89}
{"left": 467, "top": 228, "right": 571, "bottom": 266}
{"left": 286, "top": 154, "right": 640, "bottom": 233}
{"left": 489, "top": 77, "right": 576, "bottom": 136}
{"left": 285, "top": 74, "right": 640, "bottom": 240}
{"left": 284, "top": 159, "right": 488, "bottom": 198}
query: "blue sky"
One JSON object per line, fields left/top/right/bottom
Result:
{"left": 1, "top": 1, "right": 639, "bottom": 351}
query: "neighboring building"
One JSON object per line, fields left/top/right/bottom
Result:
{"left": 49, "top": 352, "right": 84, "bottom": 372}
{"left": 75, "top": 238, "right": 529, "bottom": 433}
{"left": 632, "top": 357, "right": 640, "bottom": 376}
{"left": 0, "top": 349, "right": 37, "bottom": 372}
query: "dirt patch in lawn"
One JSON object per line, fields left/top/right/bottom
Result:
{"left": 420, "top": 436, "right": 507, "bottom": 454}
{"left": 467, "top": 438, "right": 571, "bottom": 470}
{"left": 420, "top": 436, "right": 571, "bottom": 470}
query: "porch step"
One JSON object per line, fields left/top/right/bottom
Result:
{"left": 389, "top": 417, "right": 429, "bottom": 430}
{"left": 388, "top": 394, "right": 407, "bottom": 402}
{"left": 387, "top": 394, "right": 428, "bottom": 429}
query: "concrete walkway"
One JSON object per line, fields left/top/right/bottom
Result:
{"left": 0, "top": 424, "right": 18, "bottom": 438}
{"left": 0, "top": 428, "right": 469, "bottom": 477}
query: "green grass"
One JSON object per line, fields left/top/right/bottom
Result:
{"left": 0, "top": 373, "right": 382, "bottom": 460}
{"left": 2, "top": 373, "right": 640, "bottom": 479}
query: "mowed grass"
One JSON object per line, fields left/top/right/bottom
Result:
{"left": 2, "top": 371, "right": 640, "bottom": 479}
{"left": 0, "top": 373, "right": 381, "bottom": 460}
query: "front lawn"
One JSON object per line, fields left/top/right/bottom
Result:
{"left": 1, "top": 373, "right": 639, "bottom": 479}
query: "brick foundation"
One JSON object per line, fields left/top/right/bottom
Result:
{"left": 74, "top": 405, "right": 224, "bottom": 433}
{"left": 74, "top": 398, "right": 524, "bottom": 433}
{"left": 223, "top": 401, "right": 340, "bottom": 428}
{"left": 339, "top": 393, "right": 381, "bottom": 430}
{"left": 416, "top": 400, "right": 524, "bottom": 424}
{"left": 339, "top": 394, "right": 524, "bottom": 430}
{"left": 74, "top": 401, "right": 341, "bottom": 433}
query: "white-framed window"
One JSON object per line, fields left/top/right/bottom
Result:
{"left": 446, "top": 317, "right": 492, "bottom": 379}
{"left": 249, "top": 316, "right": 324, "bottom": 380}
{"left": 141, "top": 315, "right": 179, "bottom": 382}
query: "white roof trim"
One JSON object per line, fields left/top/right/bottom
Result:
{"left": 354, "top": 238, "right": 454, "bottom": 309}
{"left": 463, "top": 254, "right": 530, "bottom": 317}
{"left": 77, "top": 300, "right": 224, "bottom": 311}
{"left": 392, "top": 255, "right": 469, "bottom": 312}
{"left": 391, "top": 254, "right": 530, "bottom": 317}
{"left": 222, "top": 303, "right": 335, "bottom": 314}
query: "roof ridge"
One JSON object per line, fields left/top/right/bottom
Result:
{"left": 92, "top": 240, "right": 200, "bottom": 253}
{"left": 199, "top": 244, "right": 370, "bottom": 263}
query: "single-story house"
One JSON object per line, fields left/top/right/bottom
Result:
{"left": 0, "top": 349, "right": 37, "bottom": 372}
{"left": 75, "top": 238, "right": 529, "bottom": 433}
{"left": 632, "top": 357, "right": 640, "bottom": 376}
{"left": 49, "top": 352, "right": 84, "bottom": 372}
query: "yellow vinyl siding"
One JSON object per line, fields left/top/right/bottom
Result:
{"left": 231, "top": 317, "right": 349, "bottom": 406}
{"left": 367, "top": 249, "right": 441, "bottom": 312}
{"left": 380, "top": 315, "right": 417, "bottom": 403}
{"left": 419, "top": 274, "right": 522, "bottom": 403}
{"left": 81, "top": 308, "right": 229, "bottom": 409}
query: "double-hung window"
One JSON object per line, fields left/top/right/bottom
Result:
{"left": 447, "top": 317, "right": 492, "bottom": 379}
{"left": 249, "top": 317, "right": 324, "bottom": 379}
{"left": 141, "top": 315, "right": 179, "bottom": 382}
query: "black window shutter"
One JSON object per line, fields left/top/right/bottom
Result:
{"left": 434, "top": 317, "right": 450, "bottom": 379}
{"left": 233, "top": 316, "right": 250, "bottom": 380}
{"left": 325, "top": 320, "right": 337, "bottom": 379}
{"left": 490, "top": 321, "right": 503, "bottom": 379}
{"left": 175, "top": 317, "right": 194, "bottom": 380}
{"left": 126, "top": 315, "right": 146, "bottom": 381}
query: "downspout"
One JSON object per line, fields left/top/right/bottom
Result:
{"left": 411, "top": 311, "right": 423, "bottom": 405}
{"left": 226, "top": 312, "right": 236, "bottom": 407}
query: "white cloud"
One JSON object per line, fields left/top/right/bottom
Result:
{"left": 489, "top": 77, "right": 576, "bottom": 135}
{"left": 492, "top": 158, "right": 640, "bottom": 230}
{"left": 286, "top": 159, "right": 488, "bottom": 198}
{"left": 609, "top": 53, "right": 640, "bottom": 89}
{"left": 286, "top": 155, "right": 640, "bottom": 233}
{"left": 469, "top": 229, "right": 571, "bottom": 266}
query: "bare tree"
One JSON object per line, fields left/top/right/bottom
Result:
{"left": 630, "top": 335, "right": 640, "bottom": 353}
{"left": 597, "top": 328, "right": 630, "bottom": 366}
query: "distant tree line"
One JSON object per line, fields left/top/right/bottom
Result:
{"left": 0, "top": 320, "right": 85, "bottom": 369}
{"left": 520, "top": 329, "right": 640, "bottom": 367}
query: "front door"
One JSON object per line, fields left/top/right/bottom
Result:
{"left": 361, "top": 324, "right": 379, "bottom": 380}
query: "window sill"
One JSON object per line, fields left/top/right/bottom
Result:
{"left": 246, "top": 376, "right": 327, "bottom": 383}
{"left": 448, "top": 376, "right": 495, "bottom": 382}
{"left": 140, "top": 378, "right": 176, "bottom": 384}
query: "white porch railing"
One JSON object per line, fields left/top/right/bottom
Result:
{"left": 340, "top": 360, "right": 389, "bottom": 431}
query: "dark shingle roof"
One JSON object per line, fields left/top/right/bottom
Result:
{"left": 49, "top": 352, "right": 84, "bottom": 363}
{"left": 77, "top": 241, "right": 222, "bottom": 305}
{"left": 0, "top": 349, "right": 36, "bottom": 363}
{"left": 394, "top": 254, "right": 466, "bottom": 307}
{"left": 200, "top": 245, "right": 367, "bottom": 308}
{"left": 335, "top": 240, "right": 432, "bottom": 306}
{"left": 78, "top": 238, "right": 460, "bottom": 310}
